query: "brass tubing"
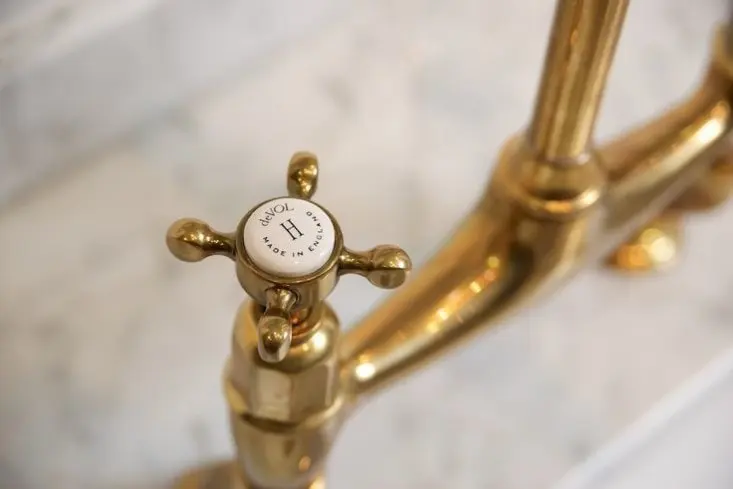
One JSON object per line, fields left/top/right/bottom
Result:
{"left": 338, "top": 0, "right": 631, "bottom": 399}
{"left": 340, "top": 29, "right": 733, "bottom": 402}
{"left": 528, "top": 0, "right": 629, "bottom": 161}
{"left": 338, "top": 204, "right": 518, "bottom": 398}
{"left": 600, "top": 31, "right": 733, "bottom": 254}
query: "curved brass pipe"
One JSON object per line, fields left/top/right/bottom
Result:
{"left": 339, "top": 0, "right": 623, "bottom": 399}
{"left": 339, "top": 199, "right": 518, "bottom": 397}
{"left": 339, "top": 136, "right": 605, "bottom": 398}
{"left": 601, "top": 33, "right": 733, "bottom": 252}
{"left": 340, "top": 21, "right": 733, "bottom": 400}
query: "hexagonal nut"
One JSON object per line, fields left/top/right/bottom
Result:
{"left": 228, "top": 301, "right": 340, "bottom": 423}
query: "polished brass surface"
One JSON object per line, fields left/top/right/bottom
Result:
{"left": 287, "top": 151, "right": 319, "bottom": 199}
{"left": 258, "top": 288, "right": 298, "bottom": 363}
{"left": 168, "top": 2, "right": 733, "bottom": 487}
{"left": 338, "top": 246, "right": 411, "bottom": 289}
{"left": 226, "top": 301, "right": 342, "bottom": 423}
{"left": 174, "top": 462, "right": 243, "bottom": 489}
{"left": 606, "top": 213, "right": 682, "bottom": 272}
{"left": 607, "top": 150, "right": 733, "bottom": 272}
{"left": 529, "top": 0, "right": 629, "bottom": 161}
{"left": 223, "top": 302, "right": 344, "bottom": 488}
{"left": 166, "top": 219, "right": 236, "bottom": 262}
{"left": 174, "top": 461, "right": 324, "bottom": 489}
{"left": 166, "top": 154, "right": 411, "bottom": 365}
{"left": 167, "top": 154, "right": 410, "bottom": 488}
{"left": 673, "top": 151, "right": 733, "bottom": 211}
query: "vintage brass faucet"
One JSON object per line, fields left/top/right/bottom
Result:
{"left": 165, "top": 1, "right": 733, "bottom": 487}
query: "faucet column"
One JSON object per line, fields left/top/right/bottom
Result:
{"left": 165, "top": 152, "right": 411, "bottom": 489}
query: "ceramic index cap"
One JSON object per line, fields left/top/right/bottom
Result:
{"left": 243, "top": 197, "right": 336, "bottom": 277}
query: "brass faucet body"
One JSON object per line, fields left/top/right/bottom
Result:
{"left": 168, "top": 1, "right": 733, "bottom": 488}
{"left": 226, "top": 302, "right": 343, "bottom": 488}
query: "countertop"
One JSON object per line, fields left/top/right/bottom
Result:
{"left": 1, "top": 1, "right": 733, "bottom": 488}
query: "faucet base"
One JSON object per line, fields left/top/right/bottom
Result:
{"left": 173, "top": 461, "right": 241, "bottom": 489}
{"left": 605, "top": 213, "right": 682, "bottom": 273}
{"left": 173, "top": 461, "right": 326, "bottom": 489}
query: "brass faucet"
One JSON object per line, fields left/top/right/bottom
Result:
{"left": 165, "top": 1, "right": 733, "bottom": 488}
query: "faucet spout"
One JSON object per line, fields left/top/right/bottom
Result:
{"left": 339, "top": 141, "right": 605, "bottom": 399}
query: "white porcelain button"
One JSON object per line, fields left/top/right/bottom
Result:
{"left": 243, "top": 197, "right": 336, "bottom": 277}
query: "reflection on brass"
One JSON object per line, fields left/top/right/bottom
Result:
{"left": 167, "top": 154, "right": 410, "bottom": 488}
{"left": 166, "top": 219, "right": 236, "bottom": 262}
{"left": 287, "top": 151, "right": 319, "bottom": 199}
{"left": 606, "top": 213, "right": 683, "bottom": 272}
{"left": 166, "top": 1, "right": 733, "bottom": 487}
{"left": 258, "top": 288, "right": 298, "bottom": 363}
{"left": 338, "top": 246, "right": 411, "bottom": 289}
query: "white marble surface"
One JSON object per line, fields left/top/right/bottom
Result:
{"left": 2, "top": 1, "right": 733, "bottom": 488}
{"left": 555, "top": 347, "right": 733, "bottom": 489}
{"left": 0, "top": 0, "right": 342, "bottom": 203}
